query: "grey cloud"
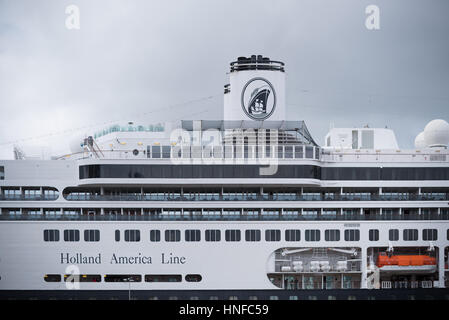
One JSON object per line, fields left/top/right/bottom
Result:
{"left": 0, "top": 0, "right": 448, "bottom": 158}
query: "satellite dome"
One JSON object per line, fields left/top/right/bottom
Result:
{"left": 423, "top": 119, "right": 449, "bottom": 148}
{"left": 414, "top": 131, "right": 426, "bottom": 149}
{"left": 69, "top": 133, "right": 87, "bottom": 154}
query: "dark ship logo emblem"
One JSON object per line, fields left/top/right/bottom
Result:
{"left": 248, "top": 86, "right": 270, "bottom": 116}
{"left": 241, "top": 78, "right": 276, "bottom": 120}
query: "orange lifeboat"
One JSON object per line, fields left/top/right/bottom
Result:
{"left": 376, "top": 253, "right": 437, "bottom": 273}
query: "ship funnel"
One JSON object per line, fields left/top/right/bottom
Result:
{"left": 224, "top": 55, "right": 286, "bottom": 121}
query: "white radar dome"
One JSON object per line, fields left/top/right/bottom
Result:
{"left": 423, "top": 119, "right": 449, "bottom": 148}
{"left": 414, "top": 131, "right": 426, "bottom": 149}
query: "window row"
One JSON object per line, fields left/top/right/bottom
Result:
{"left": 387, "top": 229, "right": 438, "bottom": 241}
{"left": 79, "top": 164, "right": 449, "bottom": 180}
{"left": 44, "top": 229, "right": 100, "bottom": 242}
{"left": 44, "top": 228, "right": 442, "bottom": 243}
{"left": 44, "top": 274, "right": 202, "bottom": 283}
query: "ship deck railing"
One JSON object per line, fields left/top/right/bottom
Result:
{"left": 60, "top": 194, "right": 449, "bottom": 202}
{"left": 1, "top": 212, "right": 448, "bottom": 221}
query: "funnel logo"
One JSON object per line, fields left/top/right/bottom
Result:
{"left": 241, "top": 78, "right": 276, "bottom": 120}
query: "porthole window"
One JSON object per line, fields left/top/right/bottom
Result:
{"left": 185, "top": 274, "right": 202, "bottom": 282}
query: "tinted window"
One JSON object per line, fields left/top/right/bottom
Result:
{"left": 165, "top": 230, "right": 181, "bottom": 242}
{"left": 64, "top": 229, "right": 79, "bottom": 242}
{"left": 205, "top": 230, "right": 221, "bottom": 242}
{"left": 245, "top": 230, "right": 261, "bottom": 242}
{"left": 305, "top": 230, "right": 320, "bottom": 241}
{"left": 403, "top": 229, "right": 418, "bottom": 241}
{"left": 150, "top": 230, "right": 161, "bottom": 242}
{"left": 389, "top": 229, "right": 399, "bottom": 241}
{"left": 225, "top": 230, "right": 241, "bottom": 242}
{"left": 84, "top": 230, "right": 100, "bottom": 242}
{"left": 44, "top": 229, "right": 59, "bottom": 242}
{"left": 325, "top": 229, "right": 340, "bottom": 241}
{"left": 124, "top": 230, "right": 140, "bottom": 242}
{"left": 185, "top": 229, "right": 201, "bottom": 242}
{"left": 79, "top": 164, "right": 321, "bottom": 180}
{"left": 422, "top": 229, "right": 437, "bottom": 241}
{"left": 369, "top": 229, "right": 379, "bottom": 241}
{"left": 115, "top": 230, "right": 120, "bottom": 242}
{"left": 285, "top": 229, "right": 301, "bottom": 241}
{"left": 265, "top": 229, "right": 281, "bottom": 242}
{"left": 344, "top": 230, "right": 360, "bottom": 241}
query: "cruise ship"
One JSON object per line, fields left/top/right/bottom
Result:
{"left": 1, "top": 55, "right": 449, "bottom": 300}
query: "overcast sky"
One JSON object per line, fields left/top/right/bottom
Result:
{"left": 0, "top": 0, "right": 448, "bottom": 159}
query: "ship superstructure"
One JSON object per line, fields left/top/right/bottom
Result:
{"left": 1, "top": 55, "right": 449, "bottom": 300}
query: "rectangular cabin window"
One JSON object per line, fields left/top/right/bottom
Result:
{"left": 205, "top": 230, "right": 221, "bottom": 242}
{"left": 265, "top": 230, "right": 280, "bottom": 242}
{"left": 124, "top": 230, "right": 140, "bottom": 242}
{"left": 185, "top": 229, "right": 201, "bottom": 242}
{"left": 0, "top": 166, "right": 4, "bottom": 180}
{"left": 165, "top": 230, "right": 181, "bottom": 242}
{"left": 325, "top": 229, "right": 340, "bottom": 241}
{"left": 369, "top": 229, "right": 379, "bottom": 241}
{"left": 151, "top": 145, "right": 161, "bottom": 158}
{"left": 44, "top": 229, "right": 59, "bottom": 242}
{"left": 44, "top": 274, "right": 61, "bottom": 282}
{"left": 64, "top": 274, "right": 101, "bottom": 282}
{"left": 389, "top": 229, "right": 399, "bottom": 241}
{"left": 150, "top": 230, "right": 161, "bottom": 242}
{"left": 115, "top": 230, "right": 120, "bottom": 242}
{"left": 64, "top": 230, "right": 80, "bottom": 242}
{"left": 84, "top": 230, "right": 100, "bottom": 242}
{"left": 344, "top": 229, "right": 360, "bottom": 241}
{"left": 294, "top": 145, "right": 303, "bottom": 159}
{"left": 285, "top": 229, "right": 301, "bottom": 241}
{"left": 245, "top": 229, "right": 261, "bottom": 242}
{"left": 162, "top": 145, "right": 171, "bottom": 158}
{"left": 403, "top": 229, "right": 418, "bottom": 241}
{"left": 305, "top": 147, "right": 314, "bottom": 159}
{"left": 284, "top": 146, "right": 293, "bottom": 159}
{"left": 422, "top": 229, "right": 438, "bottom": 241}
{"left": 145, "top": 275, "right": 182, "bottom": 282}
{"left": 104, "top": 274, "right": 141, "bottom": 282}
{"left": 305, "top": 230, "right": 320, "bottom": 242}
{"left": 225, "top": 229, "right": 241, "bottom": 242}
